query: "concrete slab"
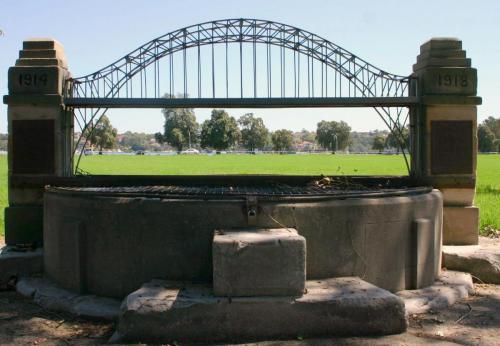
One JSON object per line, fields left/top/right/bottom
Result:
{"left": 16, "top": 277, "right": 120, "bottom": 321}
{"left": 0, "top": 245, "right": 42, "bottom": 287}
{"left": 397, "top": 271, "right": 473, "bottom": 314}
{"left": 116, "top": 277, "right": 407, "bottom": 343}
{"left": 213, "top": 228, "right": 306, "bottom": 297}
{"left": 443, "top": 237, "right": 500, "bottom": 284}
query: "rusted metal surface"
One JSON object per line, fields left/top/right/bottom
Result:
{"left": 12, "top": 119, "right": 55, "bottom": 174}
{"left": 431, "top": 120, "right": 473, "bottom": 175}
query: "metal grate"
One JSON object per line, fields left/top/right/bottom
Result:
{"left": 47, "top": 178, "right": 431, "bottom": 201}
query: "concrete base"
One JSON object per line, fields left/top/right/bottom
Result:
{"left": 443, "top": 206, "right": 479, "bottom": 245}
{"left": 443, "top": 237, "right": 500, "bottom": 284}
{"left": 116, "top": 277, "right": 407, "bottom": 343}
{"left": 397, "top": 270, "right": 473, "bottom": 314}
{"left": 0, "top": 245, "right": 42, "bottom": 287}
{"left": 16, "top": 277, "right": 120, "bottom": 321}
{"left": 44, "top": 189, "right": 443, "bottom": 297}
{"left": 213, "top": 228, "right": 306, "bottom": 297}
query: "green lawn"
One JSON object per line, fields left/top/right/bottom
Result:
{"left": 77, "top": 153, "right": 408, "bottom": 175}
{"left": 0, "top": 154, "right": 498, "bottom": 236}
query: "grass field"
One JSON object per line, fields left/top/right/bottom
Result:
{"left": 0, "top": 154, "right": 498, "bottom": 236}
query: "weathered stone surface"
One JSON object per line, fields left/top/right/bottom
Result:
{"left": 443, "top": 206, "right": 479, "bottom": 245}
{"left": 420, "top": 38, "right": 462, "bottom": 52}
{"left": 116, "top": 277, "right": 407, "bottom": 343}
{"left": 411, "top": 218, "right": 437, "bottom": 289}
{"left": 0, "top": 245, "right": 42, "bottom": 286}
{"left": 213, "top": 228, "right": 305, "bottom": 297}
{"left": 397, "top": 271, "right": 473, "bottom": 314}
{"left": 16, "top": 277, "right": 120, "bottom": 320}
{"left": 441, "top": 187, "right": 475, "bottom": 206}
{"left": 22, "top": 38, "right": 63, "bottom": 51}
{"left": 8, "top": 66, "right": 67, "bottom": 95}
{"left": 414, "top": 58, "right": 471, "bottom": 71}
{"left": 418, "top": 49, "right": 466, "bottom": 59}
{"left": 443, "top": 237, "right": 500, "bottom": 284}
{"left": 15, "top": 58, "right": 67, "bottom": 68}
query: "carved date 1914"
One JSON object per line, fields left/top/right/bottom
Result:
{"left": 437, "top": 73, "right": 468, "bottom": 88}
{"left": 18, "top": 73, "right": 48, "bottom": 87}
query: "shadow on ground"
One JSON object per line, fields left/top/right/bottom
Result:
{"left": 0, "top": 284, "right": 498, "bottom": 346}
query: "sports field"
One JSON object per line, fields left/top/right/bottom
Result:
{"left": 0, "top": 154, "right": 498, "bottom": 235}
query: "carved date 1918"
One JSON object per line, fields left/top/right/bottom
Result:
{"left": 18, "top": 73, "right": 48, "bottom": 87}
{"left": 437, "top": 73, "right": 468, "bottom": 88}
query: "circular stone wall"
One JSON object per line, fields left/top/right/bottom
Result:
{"left": 43, "top": 187, "right": 442, "bottom": 298}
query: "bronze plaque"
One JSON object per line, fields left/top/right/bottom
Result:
{"left": 12, "top": 119, "right": 55, "bottom": 174}
{"left": 431, "top": 120, "right": 473, "bottom": 174}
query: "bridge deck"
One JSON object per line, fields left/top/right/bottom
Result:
{"left": 64, "top": 97, "right": 418, "bottom": 108}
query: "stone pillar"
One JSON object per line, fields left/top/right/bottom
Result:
{"left": 411, "top": 38, "right": 481, "bottom": 245}
{"left": 3, "top": 38, "right": 73, "bottom": 245}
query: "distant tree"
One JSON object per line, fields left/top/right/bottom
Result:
{"left": 271, "top": 129, "right": 294, "bottom": 152}
{"left": 372, "top": 135, "right": 387, "bottom": 153}
{"left": 119, "top": 131, "right": 154, "bottom": 150}
{"left": 480, "top": 116, "right": 500, "bottom": 152}
{"left": 238, "top": 113, "right": 269, "bottom": 151}
{"left": 300, "top": 128, "right": 316, "bottom": 143}
{"left": 0, "top": 133, "right": 7, "bottom": 151}
{"left": 316, "top": 120, "right": 351, "bottom": 151}
{"left": 160, "top": 94, "right": 199, "bottom": 152}
{"left": 85, "top": 115, "right": 117, "bottom": 152}
{"left": 483, "top": 116, "right": 500, "bottom": 139}
{"left": 386, "top": 127, "right": 410, "bottom": 153}
{"left": 201, "top": 109, "right": 241, "bottom": 150}
{"left": 478, "top": 124, "right": 496, "bottom": 152}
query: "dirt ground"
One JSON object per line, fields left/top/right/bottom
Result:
{"left": 0, "top": 284, "right": 497, "bottom": 346}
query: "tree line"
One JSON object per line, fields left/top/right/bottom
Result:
{"left": 153, "top": 106, "right": 352, "bottom": 153}
{"left": 67, "top": 107, "right": 499, "bottom": 154}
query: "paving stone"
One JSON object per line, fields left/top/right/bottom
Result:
{"left": 0, "top": 245, "right": 43, "bottom": 287}
{"left": 16, "top": 277, "right": 120, "bottom": 320}
{"left": 213, "top": 228, "right": 306, "bottom": 296}
{"left": 397, "top": 270, "right": 473, "bottom": 314}
{"left": 443, "top": 237, "right": 500, "bottom": 284}
{"left": 116, "top": 277, "right": 407, "bottom": 343}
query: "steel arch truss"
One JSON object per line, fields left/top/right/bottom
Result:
{"left": 66, "top": 18, "right": 416, "bottom": 174}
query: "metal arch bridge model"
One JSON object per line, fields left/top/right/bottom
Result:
{"left": 65, "top": 18, "right": 416, "bottom": 171}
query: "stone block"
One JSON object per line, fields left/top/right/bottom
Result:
{"left": 16, "top": 277, "right": 120, "bottom": 320}
{"left": 16, "top": 58, "right": 67, "bottom": 68}
{"left": 441, "top": 187, "right": 475, "bottom": 206}
{"left": 397, "top": 271, "right": 473, "bottom": 314}
{"left": 5, "top": 205, "right": 43, "bottom": 246}
{"left": 19, "top": 49, "right": 65, "bottom": 60}
{"left": 420, "top": 38, "right": 462, "bottom": 53}
{"left": 116, "top": 278, "right": 407, "bottom": 343}
{"left": 443, "top": 237, "right": 500, "bottom": 284}
{"left": 418, "top": 49, "right": 466, "bottom": 59}
{"left": 443, "top": 206, "right": 479, "bottom": 245}
{"left": 0, "top": 246, "right": 43, "bottom": 286}
{"left": 8, "top": 65, "right": 67, "bottom": 95}
{"left": 23, "top": 38, "right": 63, "bottom": 51}
{"left": 413, "top": 58, "right": 471, "bottom": 71}
{"left": 419, "top": 67, "right": 477, "bottom": 95}
{"left": 213, "top": 228, "right": 305, "bottom": 296}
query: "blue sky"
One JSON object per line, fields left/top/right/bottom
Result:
{"left": 1, "top": 0, "right": 499, "bottom": 133}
